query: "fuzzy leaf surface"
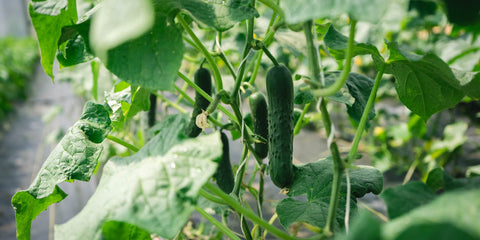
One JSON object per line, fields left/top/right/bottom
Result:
{"left": 55, "top": 114, "right": 222, "bottom": 239}
{"left": 276, "top": 158, "right": 383, "bottom": 229}
{"left": 11, "top": 102, "right": 111, "bottom": 240}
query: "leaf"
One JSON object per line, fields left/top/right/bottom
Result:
{"left": 380, "top": 181, "right": 436, "bottom": 219}
{"left": 451, "top": 68, "right": 480, "bottom": 99}
{"left": 102, "top": 221, "right": 151, "bottom": 240}
{"left": 387, "top": 43, "right": 465, "bottom": 121}
{"left": 29, "top": 0, "right": 78, "bottom": 79}
{"left": 102, "top": 15, "right": 184, "bottom": 91}
{"left": 11, "top": 186, "right": 67, "bottom": 240}
{"left": 324, "top": 25, "right": 382, "bottom": 61}
{"left": 276, "top": 158, "right": 383, "bottom": 229}
{"left": 57, "top": 33, "right": 94, "bottom": 67}
{"left": 334, "top": 210, "right": 382, "bottom": 240}
{"left": 325, "top": 72, "right": 376, "bottom": 126}
{"left": 160, "top": 0, "right": 259, "bottom": 31}
{"left": 90, "top": 0, "right": 155, "bottom": 53}
{"left": 55, "top": 114, "right": 223, "bottom": 239}
{"left": 280, "top": 0, "right": 392, "bottom": 24}
{"left": 11, "top": 102, "right": 111, "bottom": 240}
{"left": 382, "top": 189, "right": 480, "bottom": 240}
{"left": 294, "top": 83, "right": 316, "bottom": 104}
{"left": 426, "top": 168, "right": 480, "bottom": 192}
{"left": 105, "top": 85, "right": 151, "bottom": 130}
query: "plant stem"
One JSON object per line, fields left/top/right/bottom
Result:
{"left": 233, "top": 145, "right": 250, "bottom": 196}
{"left": 195, "top": 206, "right": 241, "bottom": 240}
{"left": 313, "top": 19, "right": 357, "bottom": 96}
{"left": 199, "top": 189, "right": 226, "bottom": 205}
{"left": 257, "top": 0, "right": 285, "bottom": 19}
{"left": 175, "top": 85, "right": 194, "bottom": 105}
{"left": 177, "top": 72, "right": 239, "bottom": 124}
{"left": 319, "top": 100, "right": 344, "bottom": 235}
{"left": 304, "top": 20, "right": 321, "bottom": 83}
{"left": 177, "top": 14, "right": 223, "bottom": 91}
{"left": 106, "top": 135, "right": 139, "bottom": 152}
{"left": 248, "top": 51, "right": 263, "bottom": 85}
{"left": 153, "top": 92, "right": 187, "bottom": 114}
{"left": 262, "top": 45, "right": 278, "bottom": 66}
{"left": 346, "top": 62, "right": 385, "bottom": 164}
{"left": 204, "top": 182, "right": 297, "bottom": 240}
{"left": 294, "top": 103, "right": 311, "bottom": 135}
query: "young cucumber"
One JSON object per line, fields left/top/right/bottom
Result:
{"left": 214, "top": 131, "right": 235, "bottom": 193}
{"left": 185, "top": 68, "right": 212, "bottom": 137}
{"left": 266, "top": 65, "right": 294, "bottom": 188}
{"left": 249, "top": 92, "right": 269, "bottom": 159}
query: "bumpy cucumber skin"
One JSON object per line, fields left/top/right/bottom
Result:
{"left": 249, "top": 92, "right": 269, "bottom": 159}
{"left": 266, "top": 65, "right": 294, "bottom": 188}
{"left": 185, "top": 68, "right": 212, "bottom": 137}
{"left": 214, "top": 132, "right": 235, "bottom": 193}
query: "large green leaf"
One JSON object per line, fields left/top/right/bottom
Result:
{"left": 90, "top": 0, "right": 155, "bottom": 53}
{"left": 55, "top": 114, "right": 223, "bottom": 239}
{"left": 11, "top": 102, "right": 111, "bottom": 240}
{"left": 387, "top": 43, "right": 465, "bottom": 121}
{"left": 323, "top": 25, "right": 381, "bottom": 61}
{"left": 280, "top": 0, "right": 392, "bottom": 24}
{"left": 102, "top": 14, "right": 184, "bottom": 91}
{"left": 156, "top": 0, "right": 259, "bottom": 31}
{"left": 276, "top": 158, "right": 383, "bottom": 229}
{"left": 382, "top": 189, "right": 480, "bottom": 240}
{"left": 380, "top": 181, "right": 436, "bottom": 219}
{"left": 29, "top": 0, "right": 78, "bottom": 79}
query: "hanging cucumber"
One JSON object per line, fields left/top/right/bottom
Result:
{"left": 185, "top": 67, "right": 212, "bottom": 138}
{"left": 266, "top": 65, "right": 295, "bottom": 189}
{"left": 249, "top": 92, "right": 269, "bottom": 159}
{"left": 214, "top": 131, "right": 235, "bottom": 193}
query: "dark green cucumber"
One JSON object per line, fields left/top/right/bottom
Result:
{"left": 249, "top": 92, "right": 269, "bottom": 159}
{"left": 266, "top": 65, "right": 294, "bottom": 188}
{"left": 185, "top": 68, "right": 212, "bottom": 137}
{"left": 214, "top": 131, "right": 235, "bottom": 193}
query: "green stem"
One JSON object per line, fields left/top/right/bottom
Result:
{"left": 313, "top": 20, "right": 357, "bottom": 96}
{"left": 248, "top": 51, "right": 263, "bottom": 85}
{"left": 257, "top": 0, "right": 285, "bottom": 19}
{"left": 262, "top": 45, "right": 278, "bottom": 66}
{"left": 153, "top": 92, "right": 187, "bottom": 114}
{"left": 195, "top": 206, "right": 241, "bottom": 240}
{"left": 294, "top": 103, "right": 311, "bottom": 135}
{"left": 177, "top": 72, "right": 238, "bottom": 124}
{"left": 106, "top": 135, "right": 139, "bottom": 152}
{"left": 346, "top": 62, "right": 385, "bottom": 164}
{"left": 233, "top": 145, "right": 249, "bottom": 196}
{"left": 204, "top": 182, "right": 297, "bottom": 240}
{"left": 304, "top": 20, "right": 321, "bottom": 83}
{"left": 174, "top": 85, "right": 194, "bottom": 105}
{"left": 177, "top": 14, "right": 223, "bottom": 91}
{"left": 319, "top": 100, "right": 344, "bottom": 235}
{"left": 199, "top": 189, "right": 227, "bottom": 205}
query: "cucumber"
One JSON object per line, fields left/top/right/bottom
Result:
{"left": 249, "top": 92, "right": 268, "bottom": 159}
{"left": 214, "top": 131, "right": 235, "bottom": 193}
{"left": 266, "top": 65, "right": 294, "bottom": 188}
{"left": 185, "top": 68, "right": 212, "bottom": 137}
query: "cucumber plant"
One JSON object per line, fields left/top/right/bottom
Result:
{"left": 11, "top": 0, "right": 480, "bottom": 240}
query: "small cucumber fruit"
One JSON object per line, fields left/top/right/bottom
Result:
{"left": 266, "top": 65, "right": 294, "bottom": 188}
{"left": 185, "top": 68, "right": 212, "bottom": 137}
{"left": 214, "top": 131, "right": 235, "bottom": 193}
{"left": 249, "top": 92, "right": 269, "bottom": 159}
